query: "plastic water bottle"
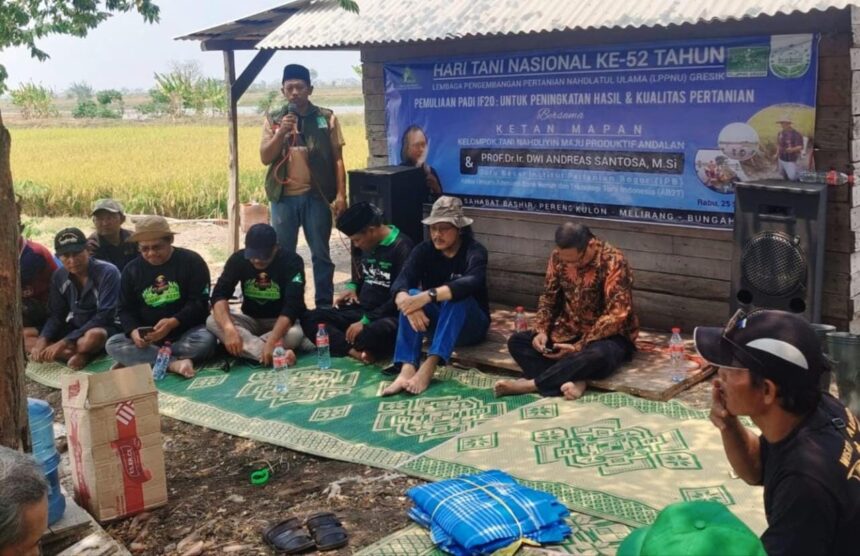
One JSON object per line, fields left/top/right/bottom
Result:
{"left": 669, "top": 327, "right": 685, "bottom": 383}
{"left": 316, "top": 323, "right": 331, "bottom": 370}
{"left": 514, "top": 306, "right": 529, "bottom": 333}
{"left": 152, "top": 341, "right": 171, "bottom": 381}
{"left": 27, "top": 398, "right": 66, "bottom": 525}
{"left": 272, "top": 342, "right": 290, "bottom": 394}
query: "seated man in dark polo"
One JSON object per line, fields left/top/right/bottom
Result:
{"left": 207, "top": 223, "right": 307, "bottom": 366}
{"left": 106, "top": 216, "right": 215, "bottom": 378}
{"left": 496, "top": 222, "right": 638, "bottom": 400}
{"left": 29, "top": 228, "right": 121, "bottom": 370}
{"left": 86, "top": 198, "right": 137, "bottom": 271}
{"left": 303, "top": 202, "right": 414, "bottom": 364}
{"left": 383, "top": 196, "right": 490, "bottom": 396}
{"left": 695, "top": 309, "right": 860, "bottom": 556}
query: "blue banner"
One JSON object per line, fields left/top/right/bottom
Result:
{"left": 385, "top": 35, "right": 819, "bottom": 228}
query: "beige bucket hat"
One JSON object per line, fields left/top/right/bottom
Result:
{"left": 421, "top": 196, "right": 474, "bottom": 228}
{"left": 129, "top": 215, "right": 178, "bottom": 242}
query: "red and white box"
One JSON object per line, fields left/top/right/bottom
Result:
{"left": 61, "top": 365, "right": 167, "bottom": 521}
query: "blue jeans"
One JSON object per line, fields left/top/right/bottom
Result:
{"left": 394, "top": 289, "right": 489, "bottom": 367}
{"left": 106, "top": 326, "right": 216, "bottom": 367}
{"left": 270, "top": 192, "right": 334, "bottom": 307}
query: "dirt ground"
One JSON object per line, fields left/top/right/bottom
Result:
{"left": 25, "top": 218, "right": 715, "bottom": 555}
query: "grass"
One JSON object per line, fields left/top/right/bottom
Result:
{"left": 9, "top": 113, "right": 369, "bottom": 219}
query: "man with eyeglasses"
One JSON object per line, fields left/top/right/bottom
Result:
{"left": 28, "top": 228, "right": 120, "bottom": 370}
{"left": 207, "top": 223, "right": 308, "bottom": 366}
{"left": 383, "top": 196, "right": 489, "bottom": 396}
{"left": 86, "top": 198, "right": 137, "bottom": 271}
{"left": 695, "top": 309, "right": 860, "bottom": 556}
{"left": 496, "top": 222, "right": 638, "bottom": 400}
{"left": 106, "top": 216, "right": 215, "bottom": 378}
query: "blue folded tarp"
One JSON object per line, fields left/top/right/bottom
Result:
{"left": 407, "top": 469, "right": 572, "bottom": 555}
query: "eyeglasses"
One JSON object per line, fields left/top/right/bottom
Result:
{"left": 721, "top": 309, "right": 766, "bottom": 370}
{"left": 138, "top": 242, "right": 169, "bottom": 254}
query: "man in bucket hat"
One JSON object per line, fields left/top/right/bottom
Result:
{"left": 29, "top": 228, "right": 121, "bottom": 370}
{"left": 207, "top": 223, "right": 308, "bottom": 366}
{"left": 383, "top": 196, "right": 489, "bottom": 396}
{"left": 106, "top": 216, "right": 215, "bottom": 378}
{"left": 695, "top": 309, "right": 860, "bottom": 555}
{"left": 775, "top": 113, "right": 804, "bottom": 181}
{"left": 87, "top": 198, "right": 137, "bottom": 271}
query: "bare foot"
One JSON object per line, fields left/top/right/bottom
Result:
{"left": 67, "top": 352, "right": 92, "bottom": 371}
{"left": 359, "top": 351, "right": 376, "bottom": 364}
{"left": 382, "top": 364, "right": 416, "bottom": 396}
{"left": 561, "top": 381, "right": 587, "bottom": 401}
{"left": 405, "top": 357, "right": 438, "bottom": 395}
{"left": 168, "top": 359, "right": 196, "bottom": 379}
{"left": 285, "top": 349, "right": 297, "bottom": 366}
{"left": 493, "top": 378, "right": 538, "bottom": 397}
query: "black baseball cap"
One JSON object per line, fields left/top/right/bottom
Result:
{"left": 54, "top": 227, "right": 88, "bottom": 255}
{"left": 694, "top": 309, "right": 827, "bottom": 389}
{"left": 244, "top": 223, "right": 277, "bottom": 260}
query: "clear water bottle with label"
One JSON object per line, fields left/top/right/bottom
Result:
{"left": 514, "top": 306, "right": 529, "bottom": 333}
{"left": 152, "top": 341, "right": 171, "bottom": 381}
{"left": 272, "top": 342, "right": 290, "bottom": 394}
{"left": 316, "top": 323, "right": 331, "bottom": 370}
{"left": 669, "top": 328, "right": 685, "bottom": 383}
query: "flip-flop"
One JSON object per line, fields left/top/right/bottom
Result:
{"left": 305, "top": 512, "right": 349, "bottom": 552}
{"left": 263, "top": 517, "right": 315, "bottom": 554}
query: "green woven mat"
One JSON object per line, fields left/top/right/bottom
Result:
{"left": 355, "top": 512, "right": 633, "bottom": 555}
{"left": 399, "top": 394, "right": 766, "bottom": 534}
{"left": 26, "top": 354, "right": 538, "bottom": 469}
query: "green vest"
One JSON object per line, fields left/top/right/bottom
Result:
{"left": 265, "top": 102, "right": 338, "bottom": 203}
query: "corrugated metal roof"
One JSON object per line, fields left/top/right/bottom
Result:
{"left": 257, "top": 0, "right": 855, "bottom": 49}
{"left": 176, "top": 1, "right": 305, "bottom": 44}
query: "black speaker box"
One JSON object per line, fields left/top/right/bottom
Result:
{"left": 730, "top": 179, "right": 827, "bottom": 322}
{"left": 348, "top": 165, "right": 428, "bottom": 244}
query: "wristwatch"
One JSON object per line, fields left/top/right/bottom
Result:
{"left": 427, "top": 288, "right": 438, "bottom": 302}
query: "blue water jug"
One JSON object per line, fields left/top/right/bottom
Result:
{"left": 27, "top": 398, "right": 66, "bottom": 525}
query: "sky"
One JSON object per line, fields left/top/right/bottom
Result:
{"left": 1, "top": 1, "right": 361, "bottom": 93}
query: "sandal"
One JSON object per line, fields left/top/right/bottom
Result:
{"left": 263, "top": 517, "right": 315, "bottom": 554}
{"left": 305, "top": 512, "right": 349, "bottom": 552}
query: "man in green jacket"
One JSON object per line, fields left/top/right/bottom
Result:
{"left": 260, "top": 63, "right": 347, "bottom": 308}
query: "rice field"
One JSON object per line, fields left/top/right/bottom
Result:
{"left": 9, "top": 114, "right": 369, "bottom": 219}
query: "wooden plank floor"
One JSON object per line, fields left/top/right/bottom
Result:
{"left": 445, "top": 305, "right": 715, "bottom": 402}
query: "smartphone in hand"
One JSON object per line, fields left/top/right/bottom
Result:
{"left": 137, "top": 326, "right": 155, "bottom": 338}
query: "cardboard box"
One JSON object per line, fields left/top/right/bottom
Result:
{"left": 61, "top": 365, "right": 167, "bottom": 521}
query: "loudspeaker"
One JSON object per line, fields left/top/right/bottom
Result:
{"left": 348, "top": 165, "right": 428, "bottom": 244}
{"left": 731, "top": 179, "right": 827, "bottom": 322}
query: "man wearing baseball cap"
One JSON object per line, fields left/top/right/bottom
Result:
{"left": 87, "top": 198, "right": 137, "bottom": 271}
{"left": 695, "top": 309, "right": 860, "bottom": 555}
{"left": 207, "top": 223, "right": 308, "bottom": 366}
{"left": 29, "top": 228, "right": 121, "bottom": 370}
{"left": 106, "top": 216, "right": 215, "bottom": 378}
{"left": 383, "top": 196, "right": 490, "bottom": 396}
{"left": 302, "top": 202, "right": 414, "bottom": 364}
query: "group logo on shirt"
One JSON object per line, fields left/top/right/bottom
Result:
{"left": 142, "top": 275, "right": 181, "bottom": 307}
{"left": 244, "top": 273, "right": 281, "bottom": 303}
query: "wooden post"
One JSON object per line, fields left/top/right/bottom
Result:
{"left": 224, "top": 50, "right": 241, "bottom": 254}
{"left": 0, "top": 109, "right": 30, "bottom": 450}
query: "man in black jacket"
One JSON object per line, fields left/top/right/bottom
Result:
{"left": 207, "top": 223, "right": 307, "bottom": 366}
{"left": 303, "top": 203, "right": 414, "bottom": 363}
{"left": 383, "top": 196, "right": 489, "bottom": 396}
{"left": 106, "top": 216, "right": 215, "bottom": 378}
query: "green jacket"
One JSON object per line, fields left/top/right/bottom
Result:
{"left": 264, "top": 102, "right": 338, "bottom": 203}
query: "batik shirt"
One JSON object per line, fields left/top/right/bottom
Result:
{"left": 534, "top": 239, "right": 638, "bottom": 347}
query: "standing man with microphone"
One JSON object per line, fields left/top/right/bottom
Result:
{"left": 260, "top": 63, "right": 347, "bottom": 308}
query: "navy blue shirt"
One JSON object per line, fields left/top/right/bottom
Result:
{"left": 41, "top": 257, "right": 120, "bottom": 342}
{"left": 392, "top": 235, "right": 489, "bottom": 316}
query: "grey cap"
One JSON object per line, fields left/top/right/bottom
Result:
{"left": 91, "top": 198, "right": 124, "bottom": 216}
{"left": 421, "top": 196, "right": 474, "bottom": 228}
